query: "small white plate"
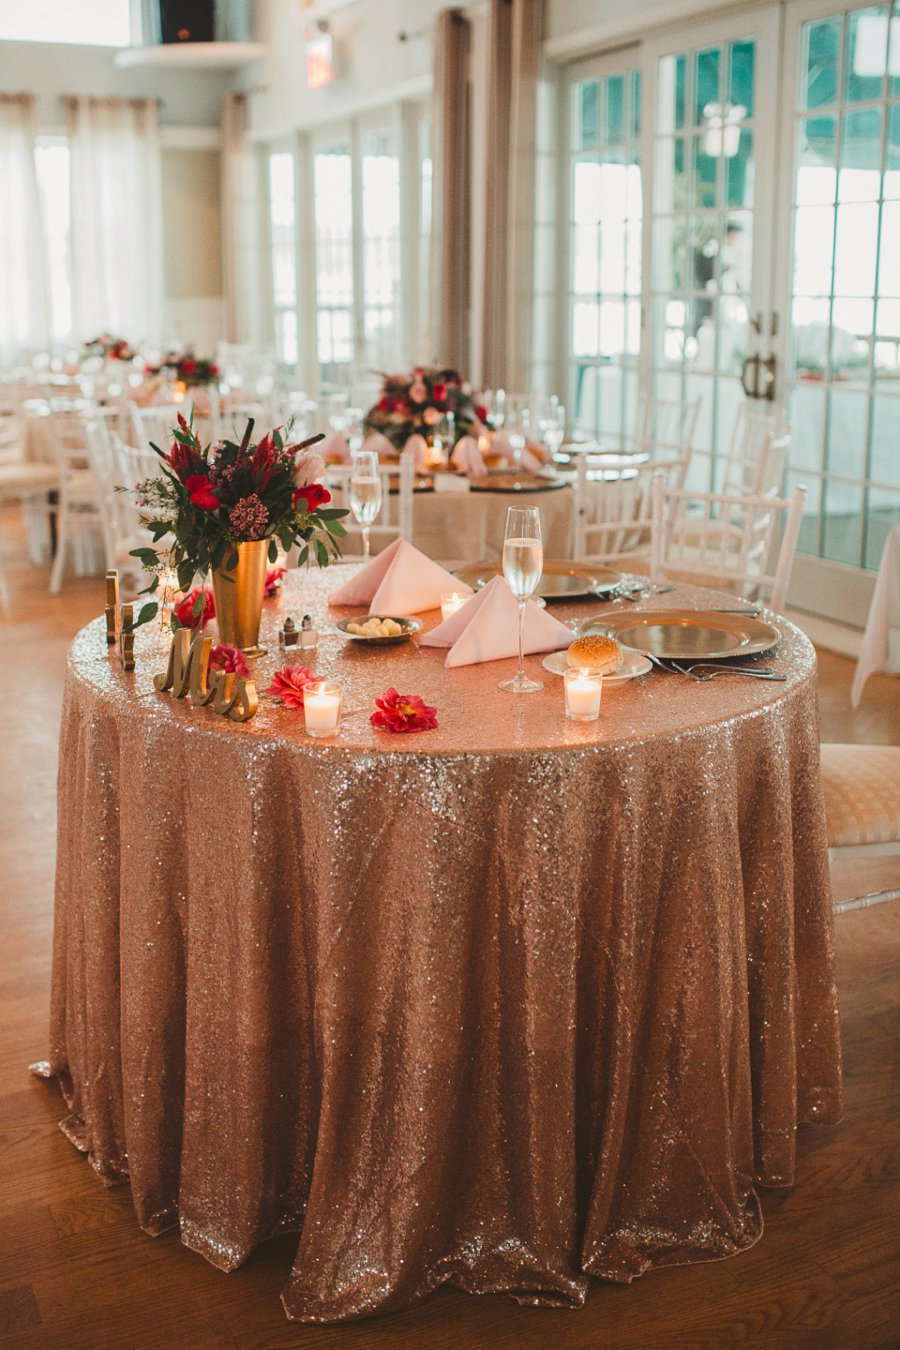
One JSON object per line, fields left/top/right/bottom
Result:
{"left": 541, "top": 648, "right": 653, "bottom": 683}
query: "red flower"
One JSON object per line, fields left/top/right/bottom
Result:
{"left": 251, "top": 432, "right": 277, "bottom": 490}
{"left": 474, "top": 404, "right": 488, "bottom": 423}
{"left": 208, "top": 643, "right": 250, "bottom": 678}
{"left": 166, "top": 438, "right": 202, "bottom": 483}
{"left": 370, "top": 687, "right": 438, "bottom": 734}
{"left": 293, "top": 483, "right": 331, "bottom": 512}
{"left": 377, "top": 395, "right": 390, "bottom": 411}
{"left": 432, "top": 381, "right": 447, "bottom": 403}
{"left": 173, "top": 587, "right": 215, "bottom": 630}
{"left": 266, "top": 666, "right": 318, "bottom": 709}
{"left": 209, "top": 363, "right": 219, "bottom": 377}
{"left": 264, "top": 564, "right": 286, "bottom": 597}
{"left": 186, "top": 473, "right": 221, "bottom": 510}
{"left": 181, "top": 357, "right": 197, "bottom": 375}
{"left": 177, "top": 412, "right": 190, "bottom": 431}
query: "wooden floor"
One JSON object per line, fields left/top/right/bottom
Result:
{"left": 1, "top": 528, "right": 899, "bottom": 1350}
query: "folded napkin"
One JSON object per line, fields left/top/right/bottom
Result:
{"left": 362, "top": 431, "right": 396, "bottom": 460}
{"left": 491, "top": 431, "right": 546, "bottom": 473}
{"left": 328, "top": 538, "right": 474, "bottom": 614}
{"left": 419, "top": 575, "right": 572, "bottom": 667}
{"left": 450, "top": 434, "right": 487, "bottom": 477}
{"left": 319, "top": 430, "right": 351, "bottom": 462}
{"left": 404, "top": 433, "right": 428, "bottom": 470}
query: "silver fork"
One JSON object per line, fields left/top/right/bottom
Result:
{"left": 670, "top": 661, "right": 786, "bottom": 682}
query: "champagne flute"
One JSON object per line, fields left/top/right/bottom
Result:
{"left": 539, "top": 395, "right": 566, "bottom": 460}
{"left": 505, "top": 395, "right": 531, "bottom": 473}
{"left": 499, "top": 506, "right": 543, "bottom": 694}
{"left": 349, "top": 449, "right": 382, "bottom": 559}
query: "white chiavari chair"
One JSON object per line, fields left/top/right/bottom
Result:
{"left": 650, "top": 474, "right": 806, "bottom": 613}
{"left": 47, "top": 406, "right": 103, "bottom": 593}
{"left": 721, "top": 403, "right": 790, "bottom": 499}
{"left": 634, "top": 395, "right": 701, "bottom": 458}
{"left": 572, "top": 453, "right": 691, "bottom": 564}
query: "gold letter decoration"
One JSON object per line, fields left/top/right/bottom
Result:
{"left": 155, "top": 630, "right": 258, "bottom": 722}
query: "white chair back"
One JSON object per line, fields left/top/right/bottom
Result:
{"left": 634, "top": 395, "right": 701, "bottom": 457}
{"left": 650, "top": 474, "right": 806, "bottom": 613}
{"left": 721, "top": 404, "right": 790, "bottom": 498}
{"left": 131, "top": 405, "right": 180, "bottom": 455}
{"left": 573, "top": 453, "right": 690, "bottom": 561}
{"left": 323, "top": 451, "right": 415, "bottom": 553}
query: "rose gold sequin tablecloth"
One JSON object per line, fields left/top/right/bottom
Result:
{"left": 38, "top": 566, "right": 842, "bottom": 1323}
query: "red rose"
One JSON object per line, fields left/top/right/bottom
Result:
{"left": 293, "top": 483, "right": 331, "bottom": 512}
{"left": 186, "top": 473, "right": 221, "bottom": 510}
{"left": 209, "top": 363, "right": 219, "bottom": 377}
{"left": 181, "top": 357, "right": 197, "bottom": 375}
{"left": 208, "top": 643, "right": 249, "bottom": 678}
{"left": 370, "top": 687, "right": 438, "bottom": 734}
{"left": 432, "top": 381, "right": 447, "bottom": 403}
{"left": 377, "top": 395, "right": 390, "bottom": 411}
{"left": 266, "top": 666, "right": 318, "bottom": 709}
{"left": 173, "top": 587, "right": 215, "bottom": 630}
{"left": 474, "top": 404, "right": 488, "bottom": 423}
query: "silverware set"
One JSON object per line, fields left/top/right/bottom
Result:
{"left": 644, "top": 652, "right": 786, "bottom": 681}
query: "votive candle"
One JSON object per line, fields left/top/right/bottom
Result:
{"left": 564, "top": 668, "right": 602, "bottom": 721}
{"left": 303, "top": 680, "right": 343, "bottom": 737}
{"left": 440, "top": 592, "right": 469, "bottom": 622}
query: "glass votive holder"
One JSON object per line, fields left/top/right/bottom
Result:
{"left": 440, "top": 591, "right": 469, "bottom": 622}
{"left": 303, "top": 680, "right": 343, "bottom": 737}
{"left": 564, "top": 667, "right": 603, "bottom": 722}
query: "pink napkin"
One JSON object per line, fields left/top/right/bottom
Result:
{"left": 450, "top": 435, "right": 487, "bottom": 477}
{"left": 404, "top": 433, "right": 428, "bottom": 470}
{"left": 328, "top": 538, "right": 474, "bottom": 614}
{"left": 362, "top": 431, "right": 395, "bottom": 460}
{"left": 491, "top": 431, "right": 545, "bottom": 473}
{"left": 319, "top": 430, "right": 351, "bottom": 462}
{"left": 419, "top": 575, "right": 571, "bottom": 667}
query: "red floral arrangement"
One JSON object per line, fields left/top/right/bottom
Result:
{"left": 84, "top": 333, "right": 135, "bottom": 361}
{"left": 149, "top": 349, "right": 220, "bottom": 388}
{"left": 264, "top": 564, "right": 286, "bottom": 597}
{"left": 370, "top": 687, "right": 438, "bottom": 733}
{"left": 172, "top": 587, "right": 215, "bottom": 630}
{"left": 363, "top": 365, "right": 489, "bottom": 450}
{"left": 266, "top": 666, "right": 318, "bottom": 709}
{"left": 128, "top": 415, "right": 347, "bottom": 628}
{"left": 209, "top": 643, "right": 249, "bottom": 678}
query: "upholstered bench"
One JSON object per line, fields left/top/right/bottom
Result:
{"left": 821, "top": 743, "right": 900, "bottom": 911}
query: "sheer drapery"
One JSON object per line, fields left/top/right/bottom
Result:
{"left": 65, "top": 96, "right": 164, "bottom": 345}
{"left": 480, "top": 0, "right": 543, "bottom": 392}
{"left": 432, "top": 8, "right": 471, "bottom": 372}
{"left": 0, "top": 94, "right": 49, "bottom": 363}
{"left": 221, "top": 92, "right": 265, "bottom": 347}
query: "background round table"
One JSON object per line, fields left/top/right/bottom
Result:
{"left": 39, "top": 566, "right": 842, "bottom": 1323}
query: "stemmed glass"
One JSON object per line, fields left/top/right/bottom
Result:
{"left": 482, "top": 388, "right": 507, "bottom": 431}
{"left": 499, "top": 506, "right": 543, "bottom": 694}
{"left": 349, "top": 449, "right": 382, "bottom": 559}
{"left": 505, "top": 396, "right": 531, "bottom": 472}
{"left": 538, "top": 395, "right": 566, "bottom": 460}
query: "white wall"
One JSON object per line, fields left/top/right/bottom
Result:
{"left": 242, "top": 0, "right": 443, "bottom": 140}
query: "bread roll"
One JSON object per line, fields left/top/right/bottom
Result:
{"left": 566, "top": 634, "right": 623, "bottom": 674}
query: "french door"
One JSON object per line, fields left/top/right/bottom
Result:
{"left": 561, "top": 0, "right": 899, "bottom": 622}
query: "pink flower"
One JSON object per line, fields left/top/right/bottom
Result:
{"left": 266, "top": 666, "right": 318, "bottom": 709}
{"left": 173, "top": 587, "right": 215, "bottom": 630}
{"left": 264, "top": 564, "right": 286, "bottom": 597}
{"left": 208, "top": 643, "right": 249, "bottom": 677}
{"left": 370, "top": 687, "right": 438, "bottom": 734}
{"left": 228, "top": 493, "right": 268, "bottom": 540}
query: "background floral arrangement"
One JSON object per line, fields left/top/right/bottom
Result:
{"left": 363, "top": 365, "right": 489, "bottom": 449}
{"left": 149, "top": 350, "right": 220, "bottom": 387}
{"left": 129, "top": 415, "right": 347, "bottom": 626}
{"left": 83, "top": 333, "right": 135, "bottom": 361}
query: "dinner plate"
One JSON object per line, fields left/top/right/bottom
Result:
{"left": 335, "top": 615, "right": 422, "bottom": 646}
{"left": 541, "top": 648, "right": 652, "bottom": 683}
{"left": 468, "top": 471, "right": 567, "bottom": 493}
{"left": 580, "top": 609, "right": 780, "bottom": 660}
{"left": 453, "top": 559, "right": 622, "bottom": 600}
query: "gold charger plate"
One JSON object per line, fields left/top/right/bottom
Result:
{"left": 453, "top": 559, "right": 622, "bottom": 600}
{"left": 581, "top": 609, "right": 780, "bottom": 659}
{"left": 468, "top": 471, "right": 566, "bottom": 493}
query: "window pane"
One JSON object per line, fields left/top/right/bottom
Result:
{"left": 361, "top": 124, "right": 401, "bottom": 370}
{"left": 804, "top": 17, "right": 841, "bottom": 110}
{"left": 314, "top": 144, "right": 353, "bottom": 384}
{"left": 34, "top": 139, "right": 71, "bottom": 342}
{"left": 845, "top": 6, "right": 889, "bottom": 103}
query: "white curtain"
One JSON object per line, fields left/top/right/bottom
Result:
{"left": 221, "top": 92, "right": 265, "bottom": 346}
{"left": 65, "top": 96, "right": 164, "bottom": 345}
{"left": 0, "top": 94, "right": 49, "bottom": 363}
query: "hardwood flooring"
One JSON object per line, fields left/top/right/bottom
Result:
{"left": 1, "top": 528, "right": 898, "bottom": 1349}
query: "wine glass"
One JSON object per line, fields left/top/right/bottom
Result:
{"left": 349, "top": 449, "right": 382, "bottom": 559}
{"left": 499, "top": 506, "right": 543, "bottom": 694}
{"left": 482, "top": 388, "right": 507, "bottom": 431}
{"left": 505, "top": 395, "right": 532, "bottom": 472}
{"left": 538, "top": 395, "right": 566, "bottom": 460}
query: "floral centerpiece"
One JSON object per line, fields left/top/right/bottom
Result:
{"left": 129, "top": 414, "right": 347, "bottom": 654}
{"left": 83, "top": 333, "right": 135, "bottom": 362}
{"left": 363, "top": 365, "right": 489, "bottom": 450}
{"left": 149, "top": 350, "right": 220, "bottom": 388}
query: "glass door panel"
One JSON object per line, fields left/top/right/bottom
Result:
{"left": 360, "top": 124, "right": 402, "bottom": 371}
{"left": 781, "top": 0, "right": 900, "bottom": 576}
{"left": 565, "top": 61, "right": 643, "bottom": 446}
{"left": 267, "top": 150, "right": 298, "bottom": 370}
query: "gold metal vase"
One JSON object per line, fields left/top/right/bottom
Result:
{"left": 211, "top": 540, "right": 269, "bottom": 657}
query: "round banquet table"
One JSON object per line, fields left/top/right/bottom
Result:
{"left": 37, "top": 566, "right": 842, "bottom": 1324}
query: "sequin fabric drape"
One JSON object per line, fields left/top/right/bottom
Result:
{"left": 36, "top": 569, "right": 842, "bottom": 1322}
